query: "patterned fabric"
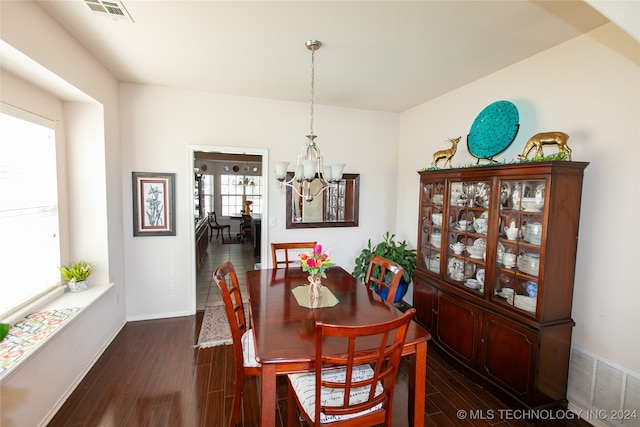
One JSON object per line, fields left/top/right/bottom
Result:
{"left": 241, "top": 329, "right": 260, "bottom": 367}
{"left": 0, "top": 307, "right": 81, "bottom": 377}
{"left": 288, "top": 364, "right": 384, "bottom": 423}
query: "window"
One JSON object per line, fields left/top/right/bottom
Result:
{"left": 0, "top": 105, "right": 60, "bottom": 319}
{"left": 202, "top": 174, "right": 213, "bottom": 214}
{"left": 220, "top": 175, "right": 263, "bottom": 216}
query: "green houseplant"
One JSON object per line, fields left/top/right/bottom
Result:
{"left": 353, "top": 232, "right": 417, "bottom": 303}
{"left": 58, "top": 260, "right": 95, "bottom": 292}
{"left": 0, "top": 323, "right": 9, "bottom": 342}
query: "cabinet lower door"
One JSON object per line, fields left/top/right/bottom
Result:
{"left": 413, "top": 276, "right": 438, "bottom": 330}
{"left": 480, "top": 313, "right": 538, "bottom": 401}
{"left": 436, "top": 292, "right": 481, "bottom": 367}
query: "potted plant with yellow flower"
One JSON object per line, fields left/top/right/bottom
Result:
{"left": 58, "top": 260, "right": 95, "bottom": 292}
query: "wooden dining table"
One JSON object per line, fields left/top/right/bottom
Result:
{"left": 246, "top": 266, "right": 431, "bottom": 427}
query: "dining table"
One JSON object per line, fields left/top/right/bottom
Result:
{"left": 246, "top": 266, "right": 431, "bottom": 427}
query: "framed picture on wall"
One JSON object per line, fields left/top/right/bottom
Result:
{"left": 132, "top": 172, "right": 176, "bottom": 237}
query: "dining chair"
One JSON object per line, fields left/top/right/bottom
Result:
{"left": 208, "top": 211, "right": 231, "bottom": 242}
{"left": 238, "top": 213, "right": 253, "bottom": 242}
{"left": 270, "top": 241, "right": 317, "bottom": 269}
{"left": 364, "top": 255, "right": 405, "bottom": 304}
{"left": 213, "top": 261, "right": 260, "bottom": 427}
{"left": 287, "top": 308, "right": 416, "bottom": 426}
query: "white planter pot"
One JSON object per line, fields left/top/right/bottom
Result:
{"left": 68, "top": 280, "right": 88, "bottom": 292}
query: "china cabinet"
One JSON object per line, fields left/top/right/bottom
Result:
{"left": 195, "top": 174, "right": 205, "bottom": 219}
{"left": 413, "top": 161, "right": 588, "bottom": 409}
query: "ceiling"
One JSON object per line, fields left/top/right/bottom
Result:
{"left": 34, "top": 1, "right": 609, "bottom": 113}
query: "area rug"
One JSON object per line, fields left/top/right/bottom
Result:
{"left": 196, "top": 302, "right": 248, "bottom": 348}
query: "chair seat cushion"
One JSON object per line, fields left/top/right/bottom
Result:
{"left": 288, "top": 364, "right": 383, "bottom": 423}
{"left": 241, "top": 329, "right": 260, "bottom": 368}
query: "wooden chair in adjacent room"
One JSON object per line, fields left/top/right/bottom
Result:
{"left": 365, "top": 255, "right": 404, "bottom": 304}
{"left": 287, "top": 308, "right": 416, "bottom": 426}
{"left": 208, "top": 211, "right": 231, "bottom": 242}
{"left": 213, "top": 261, "right": 260, "bottom": 427}
{"left": 270, "top": 241, "right": 317, "bottom": 269}
{"left": 238, "top": 213, "right": 253, "bottom": 243}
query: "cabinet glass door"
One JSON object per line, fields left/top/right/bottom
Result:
{"left": 494, "top": 178, "right": 546, "bottom": 315}
{"left": 445, "top": 180, "right": 490, "bottom": 295}
{"left": 419, "top": 181, "right": 445, "bottom": 274}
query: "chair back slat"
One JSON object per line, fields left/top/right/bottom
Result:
{"left": 271, "top": 241, "right": 317, "bottom": 269}
{"left": 364, "top": 255, "right": 404, "bottom": 303}
{"left": 313, "top": 308, "right": 416, "bottom": 425}
{"left": 213, "top": 261, "right": 248, "bottom": 363}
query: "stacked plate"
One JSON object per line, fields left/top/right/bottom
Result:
{"left": 429, "top": 255, "right": 440, "bottom": 273}
{"left": 517, "top": 253, "right": 540, "bottom": 276}
{"left": 431, "top": 232, "right": 442, "bottom": 248}
{"left": 514, "top": 295, "right": 537, "bottom": 313}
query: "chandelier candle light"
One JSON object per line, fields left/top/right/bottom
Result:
{"left": 274, "top": 40, "right": 345, "bottom": 202}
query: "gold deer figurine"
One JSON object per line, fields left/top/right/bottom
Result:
{"left": 519, "top": 131, "right": 572, "bottom": 160}
{"left": 431, "top": 136, "right": 461, "bottom": 168}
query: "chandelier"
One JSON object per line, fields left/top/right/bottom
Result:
{"left": 274, "top": 40, "right": 345, "bottom": 202}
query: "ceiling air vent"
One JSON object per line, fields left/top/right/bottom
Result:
{"left": 84, "top": 0, "right": 134, "bottom": 22}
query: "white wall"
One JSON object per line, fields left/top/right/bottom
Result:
{"left": 119, "top": 84, "right": 399, "bottom": 319}
{"left": 0, "top": 2, "right": 126, "bottom": 426}
{"left": 396, "top": 23, "right": 640, "bottom": 373}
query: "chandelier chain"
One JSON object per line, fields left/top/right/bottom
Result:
{"left": 274, "top": 40, "right": 345, "bottom": 203}
{"left": 309, "top": 46, "right": 315, "bottom": 137}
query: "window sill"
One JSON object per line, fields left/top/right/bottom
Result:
{"left": 0, "top": 283, "right": 114, "bottom": 381}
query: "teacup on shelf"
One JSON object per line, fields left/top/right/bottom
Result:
{"left": 473, "top": 218, "right": 488, "bottom": 234}
{"left": 458, "top": 220, "right": 472, "bottom": 230}
{"left": 502, "top": 252, "right": 516, "bottom": 268}
{"left": 504, "top": 226, "right": 519, "bottom": 241}
{"left": 449, "top": 242, "right": 465, "bottom": 254}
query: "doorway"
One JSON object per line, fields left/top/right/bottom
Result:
{"left": 189, "top": 145, "right": 268, "bottom": 312}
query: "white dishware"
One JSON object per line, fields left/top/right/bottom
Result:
{"left": 500, "top": 288, "right": 515, "bottom": 304}
{"left": 458, "top": 220, "right": 472, "bottom": 230}
{"left": 450, "top": 242, "right": 465, "bottom": 254}
{"left": 465, "top": 279, "right": 480, "bottom": 290}
{"left": 503, "top": 252, "right": 516, "bottom": 268}
{"left": 496, "top": 251, "right": 504, "bottom": 264}
{"left": 476, "top": 269, "right": 485, "bottom": 285}
{"left": 514, "top": 295, "right": 537, "bottom": 313}
{"left": 523, "top": 222, "right": 542, "bottom": 244}
{"left": 432, "top": 213, "right": 443, "bottom": 226}
{"left": 431, "top": 232, "right": 442, "bottom": 247}
{"left": 505, "top": 227, "right": 519, "bottom": 240}
{"left": 521, "top": 197, "right": 544, "bottom": 212}
{"left": 517, "top": 252, "right": 540, "bottom": 276}
{"left": 433, "top": 194, "right": 444, "bottom": 205}
{"left": 429, "top": 256, "right": 440, "bottom": 273}
{"left": 473, "top": 217, "right": 488, "bottom": 234}
{"left": 465, "top": 245, "right": 485, "bottom": 259}
{"left": 473, "top": 238, "right": 487, "bottom": 249}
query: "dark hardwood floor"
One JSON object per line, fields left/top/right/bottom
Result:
{"left": 47, "top": 312, "right": 592, "bottom": 427}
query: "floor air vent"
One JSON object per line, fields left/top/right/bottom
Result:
{"left": 84, "top": 0, "right": 133, "bottom": 22}
{"left": 568, "top": 346, "right": 640, "bottom": 427}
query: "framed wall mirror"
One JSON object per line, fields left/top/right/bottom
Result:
{"left": 285, "top": 173, "right": 359, "bottom": 229}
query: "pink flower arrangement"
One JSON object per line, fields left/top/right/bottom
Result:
{"left": 299, "top": 244, "right": 336, "bottom": 278}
